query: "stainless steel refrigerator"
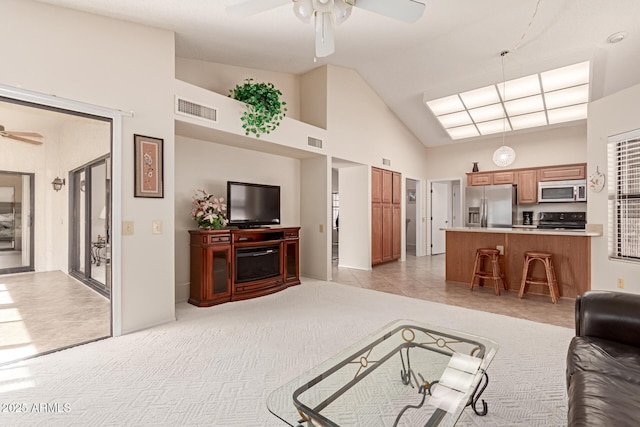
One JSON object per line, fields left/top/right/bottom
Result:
{"left": 465, "top": 184, "right": 517, "bottom": 228}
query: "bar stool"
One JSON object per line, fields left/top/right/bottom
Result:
{"left": 519, "top": 251, "right": 560, "bottom": 304}
{"left": 470, "top": 248, "right": 507, "bottom": 295}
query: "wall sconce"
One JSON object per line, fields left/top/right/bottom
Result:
{"left": 51, "top": 176, "right": 65, "bottom": 192}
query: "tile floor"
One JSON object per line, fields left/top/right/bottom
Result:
{"left": 0, "top": 271, "right": 111, "bottom": 365}
{"left": 332, "top": 254, "right": 575, "bottom": 329}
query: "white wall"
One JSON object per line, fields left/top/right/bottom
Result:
{"left": 174, "top": 135, "right": 301, "bottom": 301}
{"left": 588, "top": 82, "right": 640, "bottom": 295}
{"left": 425, "top": 125, "right": 587, "bottom": 180}
{"left": 338, "top": 165, "right": 370, "bottom": 270}
{"left": 325, "top": 65, "right": 429, "bottom": 178}
{"left": 300, "top": 66, "right": 328, "bottom": 129}
{"left": 176, "top": 58, "right": 301, "bottom": 121}
{"left": 300, "top": 156, "right": 330, "bottom": 280}
{"left": 2, "top": 0, "right": 177, "bottom": 333}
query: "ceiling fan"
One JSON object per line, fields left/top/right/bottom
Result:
{"left": 227, "top": 0, "right": 426, "bottom": 57}
{"left": 0, "top": 124, "right": 43, "bottom": 145}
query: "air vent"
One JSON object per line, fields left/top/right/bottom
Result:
{"left": 382, "top": 158, "right": 391, "bottom": 166}
{"left": 175, "top": 96, "right": 218, "bottom": 123}
{"left": 307, "top": 136, "right": 323, "bottom": 149}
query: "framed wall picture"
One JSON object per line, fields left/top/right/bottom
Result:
{"left": 407, "top": 189, "right": 416, "bottom": 203}
{"left": 134, "top": 134, "right": 164, "bottom": 198}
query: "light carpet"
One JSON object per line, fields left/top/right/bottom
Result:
{"left": 0, "top": 280, "right": 573, "bottom": 426}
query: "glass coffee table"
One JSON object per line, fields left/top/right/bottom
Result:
{"left": 267, "top": 320, "right": 498, "bottom": 427}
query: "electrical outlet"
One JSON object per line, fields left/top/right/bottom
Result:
{"left": 617, "top": 278, "right": 625, "bottom": 289}
{"left": 496, "top": 245, "right": 504, "bottom": 255}
{"left": 152, "top": 220, "right": 162, "bottom": 235}
{"left": 122, "top": 221, "right": 134, "bottom": 236}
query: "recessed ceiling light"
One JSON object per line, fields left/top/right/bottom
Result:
{"left": 607, "top": 31, "right": 627, "bottom": 44}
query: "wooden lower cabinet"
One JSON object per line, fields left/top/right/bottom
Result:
{"left": 283, "top": 234, "right": 300, "bottom": 285}
{"left": 189, "top": 230, "right": 232, "bottom": 307}
{"left": 189, "top": 227, "right": 300, "bottom": 307}
{"left": 382, "top": 204, "right": 393, "bottom": 262}
{"left": 445, "top": 230, "right": 590, "bottom": 298}
{"left": 392, "top": 204, "right": 401, "bottom": 259}
{"left": 372, "top": 204, "right": 383, "bottom": 264}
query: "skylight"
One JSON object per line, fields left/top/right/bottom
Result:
{"left": 425, "top": 61, "right": 590, "bottom": 140}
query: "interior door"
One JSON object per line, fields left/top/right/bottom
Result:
{"left": 431, "top": 182, "right": 450, "bottom": 255}
{"left": 70, "top": 157, "right": 110, "bottom": 297}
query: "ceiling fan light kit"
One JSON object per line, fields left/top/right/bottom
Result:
{"left": 233, "top": 0, "right": 425, "bottom": 58}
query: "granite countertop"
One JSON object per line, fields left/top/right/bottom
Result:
{"left": 442, "top": 226, "right": 602, "bottom": 237}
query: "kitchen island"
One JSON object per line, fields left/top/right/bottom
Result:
{"left": 444, "top": 227, "right": 601, "bottom": 299}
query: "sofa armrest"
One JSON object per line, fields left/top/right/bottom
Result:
{"left": 576, "top": 291, "right": 640, "bottom": 348}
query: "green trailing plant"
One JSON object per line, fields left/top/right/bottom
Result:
{"left": 229, "top": 78, "right": 287, "bottom": 138}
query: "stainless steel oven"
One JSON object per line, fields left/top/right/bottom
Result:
{"left": 538, "top": 179, "right": 587, "bottom": 203}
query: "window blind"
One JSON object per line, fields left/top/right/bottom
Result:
{"left": 609, "top": 129, "right": 640, "bottom": 261}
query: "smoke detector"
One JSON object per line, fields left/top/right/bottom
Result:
{"left": 607, "top": 31, "right": 627, "bottom": 44}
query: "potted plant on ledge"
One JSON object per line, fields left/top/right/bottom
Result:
{"left": 229, "top": 78, "right": 287, "bottom": 138}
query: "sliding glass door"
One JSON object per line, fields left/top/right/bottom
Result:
{"left": 70, "top": 156, "right": 110, "bottom": 297}
{"left": 0, "top": 171, "right": 34, "bottom": 274}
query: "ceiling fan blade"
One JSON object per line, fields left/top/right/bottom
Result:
{"left": 226, "top": 0, "right": 290, "bottom": 17}
{"left": 315, "top": 12, "right": 335, "bottom": 58}
{"left": 3, "top": 134, "right": 43, "bottom": 145}
{"left": 354, "top": 0, "right": 426, "bottom": 23}
{"left": 4, "top": 131, "right": 43, "bottom": 138}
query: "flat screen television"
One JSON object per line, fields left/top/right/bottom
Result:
{"left": 227, "top": 181, "right": 281, "bottom": 228}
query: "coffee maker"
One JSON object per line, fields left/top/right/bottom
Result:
{"left": 522, "top": 211, "right": 534, "bottom": 226}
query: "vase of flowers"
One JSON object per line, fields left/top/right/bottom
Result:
{"left": 191, "top": 189, "right": 228, "bottom": 229}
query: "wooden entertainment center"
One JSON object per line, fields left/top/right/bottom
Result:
{"left": 188, "top": 227, "right": 300, "bottom": 307}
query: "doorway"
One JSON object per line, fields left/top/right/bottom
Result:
{"left": 406, "top": 178, "right": 418, "bottom": 257}
{"left": 0, "top": 171, "right": 34, "bottom": 274}
{"left": 0, "top": 96, "right": 113, "bottom": 364}
{"left": 430, "top": 179, "right": 462, "bottom": 255}
{"left": 69, "top": 156, "right": 111, "bottom": 297}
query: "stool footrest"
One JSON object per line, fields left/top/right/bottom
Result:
{"left": 519, "top": 253, "right": 559, "bottom": 304}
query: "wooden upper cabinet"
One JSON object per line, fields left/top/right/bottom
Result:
{"left": 493, "top": 171, "right": 516, "bottom": 184}
{"left": 372, "top": 167, "right": 382, "bottom": 203}
{"left": 392, "top": 172, "right": 402, "bottom": 204}
{"left": 538, "top": 164, "right": 586, "bottom": 181}
{"left": 517, "top": 169, "right": 538, "bottom": 204}
{"left": 467, "top": 173, "right": 493, "bottom": 186}
{"left": 382, "top": 170, "right": 393, "bottom": 203}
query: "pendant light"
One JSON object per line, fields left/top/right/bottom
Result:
{"left": 493, "top": 50, "right": 516, "bottom": 167}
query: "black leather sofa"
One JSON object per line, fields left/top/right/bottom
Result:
{"left": 566, "top": 291, "right": 640, "bottom": 426}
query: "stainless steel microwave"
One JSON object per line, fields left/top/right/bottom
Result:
{"left": 538, "top": 179, "right": 587, "bottom": 203}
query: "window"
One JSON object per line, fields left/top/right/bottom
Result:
{"left": 609, "top": 129, "right": 640, "bottom": 261}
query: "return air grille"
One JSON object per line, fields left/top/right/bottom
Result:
{"left": 308, "top": 136, "right": 323, "bottom": 149}
{"left": 175, "top": 97, "right": 218, "bottom": 123}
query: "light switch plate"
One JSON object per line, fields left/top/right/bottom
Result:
{"left": 122, "top": 221, "right": 134, "bottom": 236}
{"left": 152, "top": 220, "right": 162, "bottom": 235}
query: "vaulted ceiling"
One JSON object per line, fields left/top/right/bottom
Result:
{"left": 33, "top": 0, "right": 640, "bottom": 147}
